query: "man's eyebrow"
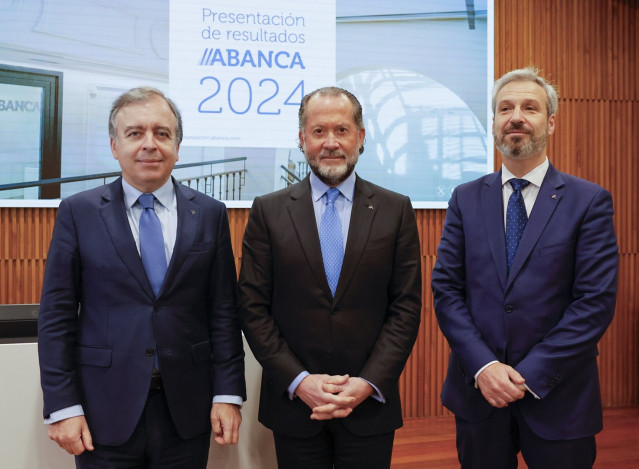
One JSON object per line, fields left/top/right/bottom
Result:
{"left": 121, "top": 125, "right": 173, "bottom": 134}
{"left": 153, "top": 125, "right": 173, "bottom": 134}
{"left": 122, "top": 125, "right": 143, "bottom": 133}
{"left": 497, "top": 97, "right": 541, "bottom": 106}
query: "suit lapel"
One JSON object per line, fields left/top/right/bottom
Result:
{"left": 286, "top": 176, "right": 378, "bottom": 302}
{"left": 507, "top": 165, "right": 565, "bottom": 288}
{"left": 286, "top": 177, "right": 331, "bottom": 296}
{"left": 161, "top": 180, "right": 199, "bottom": 297}
{"left": 333, "top": 177, "right": 377, "bottom": 303}
{"left": 99, "top": 178, "right": 155, "bottom": 299}
{"left": 481, "top": 171, "right": 509, "bottom": 291}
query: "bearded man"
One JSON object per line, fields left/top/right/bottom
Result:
{"left": 238, "top": 86, "right": 422, "bottom": 469}
{"left": 432, "top": 67, "right": 619, "bottom": 469}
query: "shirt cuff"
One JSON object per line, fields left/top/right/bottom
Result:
{"left": 44, "top": 405, "right": 84, "bottom": 425}
{"left": 474, "top": 360, "right": 499, "bottom": 388}
{"left": 212, "top": 395, "right": 244, "bottom": 407}
{"left": 288, "top": 371, "right": 310, "bottom": 400}
{"left": 524, "top": 383, "right": 540, "bottom": 399}
{"left": 360, "top": 378, "right": 385, "bottom": 403}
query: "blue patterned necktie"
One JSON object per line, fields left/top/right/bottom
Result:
{"left": 505, "top": 178, "right": 530, "bottom": 272}
{"left": 138, "top": 193, "right": 167, "bottom": 296}
{"left": 320, "top": 188, "right": 344, "bottom": 296}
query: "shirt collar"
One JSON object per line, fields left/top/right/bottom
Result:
{"left": 310, "top": 170, "right": 356, "bottom": 203}
{"left": 122, "top": 177, "right": 175, "bottom": 210}
{"left": 501, "top": 157, "right": 549, "bottom": 188}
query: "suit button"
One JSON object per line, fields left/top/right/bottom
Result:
{"left": 504, "top": 305, "right": 513, "bottom": 313}
{"left": 145, "top": 348, "right": 155, "bottom": 357}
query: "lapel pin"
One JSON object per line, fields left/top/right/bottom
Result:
{"left": 368, "top": 205, "right": 374, "bottom": 210}
{"left": 190, "top": 209, "right": 196, "bottom": 215}
{"left": 551, "top": 195, "right": 557, "bottom": 199}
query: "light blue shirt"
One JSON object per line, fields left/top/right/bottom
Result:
{"left": 45, "top": 178, "right": 241, "bottom": 425}
{"left": 122, "top": 177, "right": 177, "bottom": 264}
{"left": 287, "top": 172, "right": 385, "bottom": 403}
{"left": 309, "top": 171, "right": 355, "bottom": 247}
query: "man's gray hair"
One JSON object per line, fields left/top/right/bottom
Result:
{"left": 492, "top": 67, "right": 558, "bottom": 117}
{"left": 109, "top": 87, "right": 183, "bottom": 144}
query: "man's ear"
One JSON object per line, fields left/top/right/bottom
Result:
{"left": 110, "top": 138, "right": 118, "bottom": 160}
{"left": 298, "top": 131, "right": 305, "bottom": 152}
{"left": 547, "top": 114, "right": 556, "bottom": 136}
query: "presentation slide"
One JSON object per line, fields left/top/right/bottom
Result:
{"left": 170, "top": 0, "right": 335, "bottom": 148}
{"left": 0, "top": 0, "right": 493, "bottom": 207}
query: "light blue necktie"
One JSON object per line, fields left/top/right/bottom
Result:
{"left": 138, "top": 193, "right": 167, "bottom": 296}
{"left": 505, "top": 178, "right": 530, "bottom": 272}
{"left": 320, "top": 188, "right": 344, "bottom": 296}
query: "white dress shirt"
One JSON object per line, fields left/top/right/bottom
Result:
{"left": 474, "top": 158, "right": 550, "bottom": 399}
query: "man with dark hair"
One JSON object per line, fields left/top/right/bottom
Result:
{"left": 238, "top": 86, "right": 422, "bottom": 468}
{"left": 38, "top": 86, "right": 246, "bottom": 468}
{"left": 432, "top": 67, "right": 619, "bottom": 469}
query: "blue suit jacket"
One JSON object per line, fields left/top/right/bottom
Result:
{"left": 38, "top": 178, "right": 246, "bottom": 446}
{"left": 432, "top": 164, "right": 618, "bottom": 440}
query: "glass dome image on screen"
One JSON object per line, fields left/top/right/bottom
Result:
{"left": 338, "top": 68, "right": 488, "bottom": 202}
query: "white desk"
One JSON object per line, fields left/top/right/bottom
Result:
{"left": 0, "top": 338, "right": 277, "bottom": 468}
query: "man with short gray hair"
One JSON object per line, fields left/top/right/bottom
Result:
{"left": 432, "top": 67, "right": 618, "bottom": 468}
{"left": 38, "top": 87, "right": 246, "bottom": 468}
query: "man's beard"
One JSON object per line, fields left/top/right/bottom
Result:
{"left": 306, "top": 150, "right": 359, "bottom": 186}
{"left": 495, "top": 123, "right": 549, "bottom": 160}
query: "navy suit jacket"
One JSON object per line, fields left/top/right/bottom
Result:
{"left": 38, "top": 178, "right": 246, "bottom": 446}
{"left": 432, "top": 164, "right": 618, "bottom": 440}
{"left": 238, "top": 175, "right": 421, "bottom": 438}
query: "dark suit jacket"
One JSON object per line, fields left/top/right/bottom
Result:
{"left": 38, "top": 178, "right": 246, "bottom": 446}
{"left": 238, "top": 175, "right": 421, "bottom": 438}
{"left": 432, "top": 164, "right": 618, "bottom": 440}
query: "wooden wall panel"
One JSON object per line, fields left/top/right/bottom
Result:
{"left": 0, "top": 207, "right": 55, "bottom": 305}
{"left": 0, "top": 0, "right": 637, "bottom": 417}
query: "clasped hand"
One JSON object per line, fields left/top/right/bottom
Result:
{"left": 477, "top": 362, "right": 527, "bottom": 408}
{"left": 295, "top": 374, "right": 374, "bottom": 420}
